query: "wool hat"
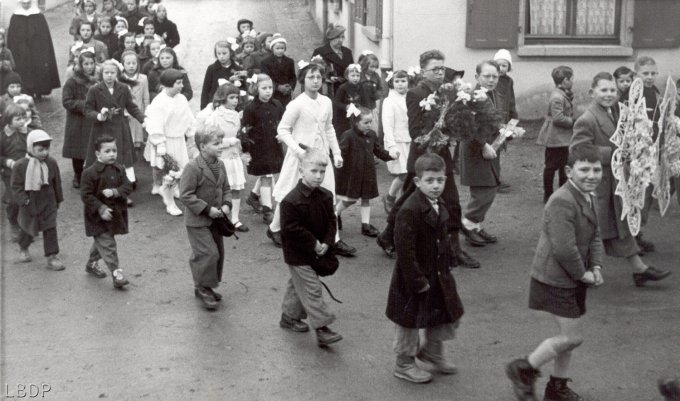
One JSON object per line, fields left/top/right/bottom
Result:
{"left": 5, "top": 72, "right": 22, "bottom": 89}
{"left": 325, "top": 24, "right": 345, "bottom": 41}
{"left": 269, "top": 33, "right": 287, "bottom": 50}
{"left": 159, "top": 68, "right": 184, "bottom": 87}
{"left": 493, "top": 49, "right": 512, "bottom": 66}
{"left": 27, "top": 130, "right": 52, "bottom": 149}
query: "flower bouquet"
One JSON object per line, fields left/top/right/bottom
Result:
{"left": 652, "top": 76, "right": 680, "bottom": 216}
{"left": 159, "top": 153, "right": 182, "bottom": 187}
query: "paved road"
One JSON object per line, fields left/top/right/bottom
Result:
{"left": 1, "top": 1, "right": 679, "bottom": 400}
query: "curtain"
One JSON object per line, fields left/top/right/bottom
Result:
{"left": 575, "top": 0, "right": 617, "bottom": 35}
{"left": 529, "top": 0, "right": 567, "bottom": 35}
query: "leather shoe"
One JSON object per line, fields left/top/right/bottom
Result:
{"left": 376, "top": 232, "right": 395, "bottom": 258}
{"left": 633, "top": 266, "right": 671, "bottom": 287}
{"left": 333, "top": 240, "right": 356, "bottom": 257}
{"left": 361, "top": 223, "right": 380, "bottom": 237}
{"left": 266, "top": 228, "right": 282, "bottom": 248}
{"left": 456, "top": 250, "right": 480, "bottom": 269}
{"left": 195, "top": 287, "right": 218, "bottom": 310}
{"left": 195, "top": 287, "right": 222, "bottom": 301}
{"left": 316, "top": 326, "right": 342, "bottom": 347}
{"left": 477, "top": 229, "right": 497, "bottom": 244}
{"left": 497, "top": 182, "right": 512, "bottom": 193}
{"left": 85, "top": 260, "right": 107, "bottom": 278}
{"left": 463, "top": 228, "right": 486, "bottom": 247}
{"left": 279, "top": 314, "right": 310, "bottom": 332}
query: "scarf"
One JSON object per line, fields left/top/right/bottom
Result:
{"left": 24, "top": 130, "right": 52, "bottom": 191}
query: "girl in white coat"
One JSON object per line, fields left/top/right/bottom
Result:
{"left": 381, "top": 70, "right": 410, "bottom": 212}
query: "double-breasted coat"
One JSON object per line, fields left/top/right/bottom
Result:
{"left": 241, "top": 97, "right": 285, "bottom": 176}
{"left": 80, "top": 161, "right": 132, "bottom": 237}
{"left": 386, "top": 190, "right": 464, "bottom": 328}
{"left": 460, "top": 92, "right": 501, "bottom": 187}
{"left": 332, "top": 81, "right": 361, "bottom": 136}
{"left": 84, "top": 81, "right": 145, "bottom": 167}
{"left": 335, "top": 128, "right": 392, "bottom": 199}
{"left": 200, "top": 60, "right": 241, "bottom": 109}
{"left": 62, "top": 71, "right": 98, "bottom": 160}
{"left": 11, "top": 156, "right": 63, "bottom": 237}
{"left": 260, "top": 54, "right": 297, "bottom": 107}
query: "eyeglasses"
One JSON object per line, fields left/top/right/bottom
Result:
{"left": 423, "top": 67, "right": 446, "bottom": 74}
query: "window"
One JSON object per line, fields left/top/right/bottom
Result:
{"left": 353, "top": 0, "right": 383, "bottom": 40}
{"left": 524, "top": 0, "right": 621, "bottom": 45}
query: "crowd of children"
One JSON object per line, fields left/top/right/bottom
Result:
{"left": 1, "top": 4, "right": 679, "bottom": 399}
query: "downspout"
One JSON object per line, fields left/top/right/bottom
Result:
{"left": 380, "top": 0, "right": 394, "bottom": 69}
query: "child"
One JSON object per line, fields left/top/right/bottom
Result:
{"left": 141, "top": 39, "right": 163, "bottom": 75}
{"left": 506, "top": 144, "right": 605, "bottom": 401}
{"left": 260, "top": 34, "right": 296, "bottom": 107}
{"left": 236, "top": 18, "right": 254, "bottom": 41}
{"left": 0, "top": 71, "right": 23, "bottom": 114}
{"left": 386, "top": 153, "right": 464, "bottom": 383}
{"left": 200, "top": 41, "right": 242, "bottom": 109}
{"left": 113, "top": 15, "right": 129, "bottom": 37}
{"left": 0, "top": 104, "right": 29, "bottom": 242}
{"left": 14, "top": 95, "right": 42, "bottom": 130}
{"left": 121, "top": 50, "right": 150, "bottom": 149}
{"left": 381, "top": 70, "right": 410, "bottom": 212}
{"left": 358, "top": 52, "right": 386, "bottom": 131}
{"left": 241, "top": 74, "right": 285, "bottom": 224}
{"left": 100, "top": 0, "right": 119, "bottom": 18}
{"left": 121, "top": 0, "right": 143, "bottom": 34}
{"left": 95, "top": 17, "right": 119, "bottom": 59}
{"left": 152, "top": 5, "right": 180, "bottom": 48}
{"left": 235, "top": 36, "right": 256, "bottom": 65}
{"left": 196, "top": 83, "right": 248, "bottom": 231}
{"left": 80, "top": 135, "right": 132, "bottom": 288}
{"left": 10, "top": 130, "right": 64, "bottom": 270}
{"left": 613, "top": 66, "right": 634, "bottom": 101}
{"left": 243, "top": 32, "right": 272, "bottom": 74}
{"left": 68, "top": 21, "right": 108, "bottom": 67}
{"left": 62, "top": 51, "right": 98, "bottom": 189}
{"left": 570, "top": 72, "right": 670, "bottom": 287}
{"left": 179, "top": 124, "right": 232, "bottom": 311}
{"left": 113, "top": 31, "right": 138, "bottom": 62}
{"left": 332, "top": 63, "right": 362, "bottom": 136}
{"left": 69, "top": 0, "right": 99, "bottom": 40}
{"left": 0, "top": 28, "right": 16, "bottom": 97}
{"left": 493, "top": 49, "right": 518, "bottom": 124}
{"left": 147, "top": 47, "right": 192, "bottom": 101}
{"left": 144, "top": 68, "right": 195, "bottom": 216}
{"left": 335, "top": 106, "right": 398, "bottom": 237}
{"left": 84, "top": 59, "right": 145, "bottom": 196}
{"left": 536, "top": 66, "right": 575, "bottom": 203}
{"left": 268, "top": 62, "right": 354, "bottom": 257}
{"left": 279, "top": 148, "right": 343, "bottom": 347}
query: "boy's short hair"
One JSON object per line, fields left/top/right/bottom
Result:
{"left": 414, "top": 153, "right": 446, "bottom": 177}
{"left": 94, "top": 134, "right": 116, "bottom": 151}
{"left": 300, "top": 148, "right": 328, "bottom": 167}
{"left": 195, "top": 122, "right": 224, "bottom": 149}
{"left": 3, "top": 103, "right": 27, "bottom": 125}
{"left": 476, "top": 60, "right": 499, "bottom": 75}
{"left": 591, "top": 72, "right": 614, "bottom": 88}
{"left": 567, "top": 144, "right": 601, "bottom": 167}
{"left": 419, "top": 50, "right": 445, "bottom": 69}
{"left": 551, "top": 65, "right": 573, "bottom": 86}
{"left": 98, "top": 16, "right": 113, "bottom": 26}
{"left": 634, "top": 56, "right": 656, "bottom": 71}
{"left": 613, "top": 66, "right": 634, "bottom": 79}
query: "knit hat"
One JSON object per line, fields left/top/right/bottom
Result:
{"left": 237, "top": 18, "right": 253, "bottom": 32}
{"left": 27, "top": 130, "right": 52, "bottom": 150}
{"left": 493, "top": 49, "right": 512, "bottom": 67}
{"left": 269, "top": 33, "right": 287, "bottom": 50}
{"left": 5, "top": 71, "right": 22, "bottom": 90}
{"left": 159, "top": 68, "right": 183, "bottom": 87}
{"left": 325, "top": 24, "right": 346, "bottom": 41}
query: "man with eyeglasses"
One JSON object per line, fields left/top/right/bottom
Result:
{"left": 377, "top": 50, "right": 480, "bottom": 269}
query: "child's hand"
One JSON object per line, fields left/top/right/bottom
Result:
{"left": 100, "top": 207, "right": 113, "bottom": 221}
{"left": 156, "top": 143, "right": 167, "bottom": 156}
{"left": 592, "top": 267, "right": 604, "bottom": 287}
{"left": 314, "top": 241, "right": 329, "bottom": 255}
{"left": 333, "top": 154, "right": 343, "bottom": 168}
{"left": 482, "top": 143, "right": 497, "bottom": 159}
{"left": 102, "top": 189, "right": 115, "bottom": 198}
{"left": 5, "top": 159, "right": 15, "bottom": 169}
{"left": 389, "top": 150, "right": 400, "bottom": 160}
{"left": 97, "top": 107, "right": 109, "bottom": 121}
{"left": 208, "top": 207, "right": 223, "bottom": 219}
{"left": 220, "top": 204, "right": 231, "bottom": 216}
{"left": 580, "top": 270, "right": 595, "bottom": 285}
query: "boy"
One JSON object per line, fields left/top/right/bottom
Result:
{"left": 386, "top": 153, "right": 464, "bottom": 384}
{"left": 570, "top": 72, "right": 670, "bottom": 287}
{"left": 0, "top": 104, "right": 29, "bottom": 242}
{"left": 279, "top": 149, "right": 343, "bottom": 347}
{"left": 80, "top": 135, "right": 132, "bottom": 288}
{"left": 179, "top": 124, "right": 232, "bottom": 311}
{"left": 506, "top": 144, "right": 605, "bottom": 401}
{"left": 536, "top": 66, "right": 575, "bottom": 203}
{"left": 613, "top": 66, "right": 634, "bottom": 101}
{"left": 10, "top": 130, "right": 64, "bottom": 270}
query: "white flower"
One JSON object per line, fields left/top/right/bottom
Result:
{"left": 455, "top": 91, "right": 471, "bottom": 103}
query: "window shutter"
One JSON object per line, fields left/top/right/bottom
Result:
{"left": 633, "top": 0, "right": 680, "bottom": 48}
{"left": 354, "top": 0, "right": 366, "bottom": 25}
{"left": 466, "top": 0, "right": 519, "bottom": 48}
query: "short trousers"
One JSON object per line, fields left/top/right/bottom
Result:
{"left": 528, "top": 278, "right": 586, "bottom": 318}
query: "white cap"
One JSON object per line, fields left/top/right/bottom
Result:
{"left": 493, "top": 49, "right": 512, "bottom": 66}
{"left": 269, "top": 33, "right": 287, "bottom": 50}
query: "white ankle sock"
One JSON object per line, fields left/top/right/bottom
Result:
{"left": 361, "top": 206, "right": 371, "bottom": 224}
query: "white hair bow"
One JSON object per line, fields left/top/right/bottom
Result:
{"left": 361, "top": 50, "right": 374, "bottom": 56}
{"left": 346, "top": 103, "right": 361, "bottom": 118}
{"left": 117, "top": 28, "right": 128, "bottom": 38}
{"left": 79, "top": 46, "right": 95, "bottom": 55}
{"left": 407, "top": 66, "right": 421, "bottom": 77}
{"left": 241, "top": 30, "right": 257, "bottom": 39}
{"left": 311, "top": 55, "right": 323, "bottom": 63}
{"left": 13, "top": 94, "right": 33, "bottom": 103}
{"left": 226, "top": 37, "right": 240, "bottom": 51}
{"left": 108, "top": 58, "right": 125, "bottom": 72}
{"left": 138, "top": 17, "right": 147, "bottom": 27}
{"left": 347, "top": 63, "right": 362, "bottom": 72}
{"left": 240, "top": 90, "right": 247, "bottom": 97}
{"left": 297, "top": 60, "right": 310, "bottom": 70}
{"left": 385, "top": 70, "right": 394, "bottom": 82}
{"left": 217, "top": 78, "right": 229, "bottom": 87}
{"left": 135, "top": 35, "right": 144, "bottom": 46}
{"left": 233, "top": 80, "right": 242, "bottom": 88}
{"left": 246, "top": 74, "right": 258, "bottom": 85}
{"left": 70, "top": 41, "right": 84, "bottom": 55}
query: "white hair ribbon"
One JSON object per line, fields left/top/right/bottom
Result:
{"left": 217, "top": 78, "right": 229, "bottom": 87}
{"left": 385, "top": 71, "right": 394, "bottom": 82}
{"left": 347, "top": 63, "right": 362, "bottom": 73}
{"left": 311, "top": 55, "right": 323, "bottom": 63}
{"left": 246, "top": 74, "right": 258, "bottom": 85}
{"left": 407, "top": 66, "right": 421, "bottom": 77}
{"left": 346, "top": 103, "right": 361, "bottom": 118}
{"left": 361, "top": 50, "right": 374, "bottom": 56}
{"left": 297, "top": 60, "right": 310, "bottom": 70}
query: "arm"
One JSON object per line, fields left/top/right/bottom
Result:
{"left": 276, "top": 103, "right": 305, "bottom": 155}
{"left": 332, "top": 85, "right": 349, "bottom": 111}
{"left": 394, "top": 207, "right": 430, "bottom": 294}
{"left": 280, "top": 199, "right": 321, "bottom": 252}
{"left": 240, "top": 106, "right": 255, "bottom": 154}
{"left": 50, "top": 159, "right": 63, "bottom": 204}
{"left": 114, "top": 167, "right": 133, "bottom": 198}
{"left": 550, "top": 96, "right": 573, "bottom": 129}
{"left": 220, "top": 163, "right": 232, "bottom": 206}
{"left": 544, "top": 198, "right": 588, "bottom": 281}
{"left": 381, "top": 98, "right": 397, "bottom": 150}
{"left": 570, "top": 113, "right": 612, "bottom": 166}
{"left": 372, "top": 133, "right": 394, "bottom": 162}
{"left": 141, "top": 77, "right": 150, "bottom": 110}
{"left": 323, "top": 100, "right": 341, "bottom": 157}
{"left": 588, "top": 209, "right": 605, "bottom": 269}
{"left": 179, "top": 164, "right": 209, "bottom": 215}
{"left": 80, "top": 168, "right": 106, "bottom": 216}
{"left": 508, "top": 81, "right": 518, "bottom": 120}
{"left": 10, "top": 160, "right": 29, "bottom": 206}
{"left": 287, "top": 58, "right": 297, "bottom": 92}
{"left": 322, "top": 192, "right": 337, "bottom": 247}
{"left": 166, "top": 22, "right": 180, "bottom": 48}
{"left": 406, "top": 89, "right": 425, "bottom": 140}
{"left": 62, "top": 80, "right": 86, "bottom": 114}
{"left": 84, "top": 86, "right": 101, "bottom": 121}
{"left": 181, "top": 73, "right": 193, "bottom": 101}
{"left": 124, "top": 86, "right": 145, "bottom": 123}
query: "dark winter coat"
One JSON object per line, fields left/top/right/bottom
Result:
{"left": 0, "top": 47, "right": 16, "bottom": 96}
{"left": 200, "top": 60, "right": 242, "bottom": 109}
{"left": 243, "top": 49, "right": 271, "bottom": 75}
{"left": 336, "top": 128, "right": 392, "bottom": 199}
{"left": 495, "top": 74, "right": 518, "bottom": 123}
{"left": 94, "top": 32, "right": 119, "bottom": 58}
{"left": 311, "top": 43, "right": 354, "bottom": 97}
{"left": 332, "top": 81, "right": 360, "bottom": 136}
{"left": 121, "top": 9, "right": 144, "bottom": 34}
{"left": 6, "top": 12, "right": 61, "bottom": 96}
{"left": 241, "top": 97, "right": 285, "bottom": 176}
{"left": 147, "top": 66, "right": 192, "bottom": 101}
{"left": 460, "top": 92, "right": 501, "bottom": 187}
{"left": 260, "top": 54, "right": 297, "bottom": 107}
{"left": 62, "top": 71, "right": 98, "bottom": 160}
{"left": 0, "top": 128, "right": 27, "bottom": 180}
{"left": 153, "top": 18, "right": 180, "bottom": 48}
{"left": 84, "top": 81, "right": 145, "bottom": 167}
{"left": 359, "top": 73, "right": 383, "bottom": 109}
{"left": 280, "top": 180, "right": 337, "bottom": 266}
{"left": 80, "top": 161, "right": 132, "bottom": 237}
{"left": 10, "top": 156, "right": 62, "bottom": 237}
{"left": 386, "top": 190, "right": 464, "bottom": 328}
{"left": 179, "top": 155, "right": 232, "bottom": 228}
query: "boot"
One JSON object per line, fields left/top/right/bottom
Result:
{"left": 505, "top": 358, "right": 540, "bottom": 401}
{"left": 161, "top": 183, "right": 182, "bottom": 216}
{"left": 416, "top": 341, "right": 458, "bottom": 374}
{"left": 543, "top": 376, "right": 584, "bottom": 401}
{"left": 46, "top": 255, "right": 65, "bottom": 271}
{"left": 394, "top": 355, "right": 433, "bottom": 384}
{"left": 659, "top": 377, "right": 680, "bottom": 401}
{"left": 112, "top": 269, "right": 129, "bottom": 289}
{"left": 315, "top": 326, "right": 342, "bottom": 347}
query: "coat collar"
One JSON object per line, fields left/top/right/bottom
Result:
{"left": 588, "top": 103, "right": 617, "bottom": 136}
{"left": 295, "top": 179, "right": 321, "bottom": 198}
{"left": 93, "top": 160, "right": 124, "bottom": 173}
{"left": 196, "top": 154, "right": 220, "bottom": 184}
{"left": 416, "top": 190, "right": 448, "bottom": 229}
{"left": 317, "top": 44, "right": 351, "bottom": 65}
{"left": 566, "top": 181, "right": 598, "bottom": 225}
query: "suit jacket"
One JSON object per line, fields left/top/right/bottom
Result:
{"left": 179, "top": 155, "right": 231, "bottom": 228}
{"left": 531, "top": 182, "right": 604, "bottom": 288}
{"left": 570, "top": 102, "right": 626, "bottom": 240}
{"left": 536, "top": 88, "right": 574, "bottom": 147}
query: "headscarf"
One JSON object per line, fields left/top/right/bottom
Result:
{"left": 24, "top": 130, "right": 52, "bottom": 191}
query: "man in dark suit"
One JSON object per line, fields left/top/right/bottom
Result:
{"left": 377, "top": 50, "right": 479, "bottom": 269}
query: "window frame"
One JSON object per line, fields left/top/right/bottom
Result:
{"left": 353, "top": 0, "right": 383, "bottom": 43}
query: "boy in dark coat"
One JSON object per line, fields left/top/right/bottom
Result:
{"left": 279, "top": 149, "right": 343, "bottom": 348}
{"left": 260, "top": 34, "right": 296, "bottom": 107}
{"left": 386, "top": 153, "right": 464, "bottom": 384}
{"left": 10, "top": 130, "right": 64, "bottom": 270}
{"left": 1, "top": 104, "right": 29, "bottom": 241}
{"left": 80, "top": 135, "right": 133, "bottom": 288}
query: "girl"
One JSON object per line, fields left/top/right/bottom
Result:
{"left": 200, "top": 41, "right": 242, "bottom": 109}
{"left": 14, "top": 95, "right": 43, "bottom": 131}
{"left": 268, "top": 62, "right": 355, "bottom": 257}
{"left": 332, "top": 63, "right": 361, "bottom": 136}
{"left": 335, "top": 106, "right": 397, "bottom": 237}
{"left": 243, "top": 32, "right": 272, "bottom": 74}
{"left": 381, "top": 70, "right": 410, "bottom": 212}
{"left": 358, "top": 52, "right": 386, "bottom": 132}
{"left": 260, "top": 34, "right": 296, "bottom": 107}
{"left": 84, "top": 59, "right": 145, "bottom": 197}
{"left": 236, "top": 18, "right": 254, "bottom": 44}
{"left": 113, "top": 31, "right": 138, "bottom": 62}
{"left": 494, "top": 49, "right": 518, "bottom": 193}
{"left": 141, "top": 39, "right": 163, "bottom": 75}
{"left": 235, "top": 36, "right": 257, "bottom": 65}
{"left": 196, "top": 83, "right": 249, "bottom": 232}
{"left": 100, "top": 0, "right": 119, "bottom": 18}
{"left": 114, "top": 15, "right": 128, "bottom": 36}
{"left": 95, "top": 17, "right": 119, "bottom": 59}
{"left": 144, "top": 69, "right": 195, "bottom": 216}
{"left": 121, "top": 50, "right": 149, "bottom": 149}
{"left": 241, "top": 74, "right": 285, "bottom": 224}
{"left": 137, "top": 34, "right": 158, "bottom": 68}
{"left": 148, "top": 47, "right": 192, "bottom": 100}
{"left": 70, "top": 0, "right": 99, "bottom": 40}
{"left": 121, "top": 0, "right": 143, "bottom": 34}
{"left": 0, "top": 28, "right": 16, "bottom": 96}
{"left": 68, "top": 21, "right": 108, "bottom": 68}
{"left": 62, "top": 51, "right": 98, "bottom": 188}
{"left": 152, "top": 5, "right": 180, "bottom": 48}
